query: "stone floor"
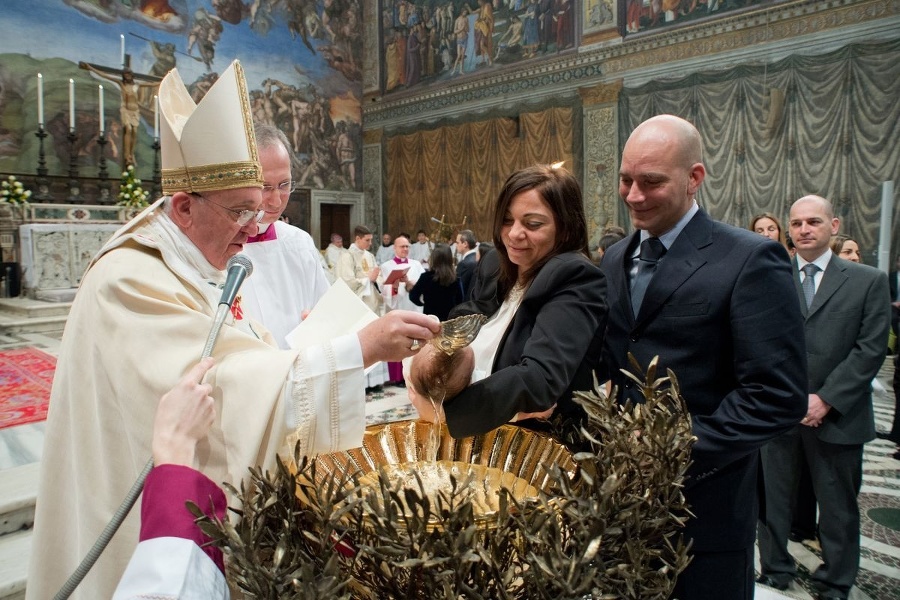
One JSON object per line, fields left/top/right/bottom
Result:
{"left": 1, "top": 324, "right": 899, "bottom": 599}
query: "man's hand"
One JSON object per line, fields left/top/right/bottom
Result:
{"left": 152, "top": 358, "right": 216, "bottom": 467}
{"left": 800, "top": 393, "right": 831, "bottom": 428}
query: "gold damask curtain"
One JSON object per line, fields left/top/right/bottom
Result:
{"left": 385, "top": 106, "right": 574, "bottom": 241}
{"left": 619, "top": 39, "right": 900, "bottom": 257}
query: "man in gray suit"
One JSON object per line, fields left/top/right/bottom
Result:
{"left": 757, "top": 195, "right": 891, "bottom": 600}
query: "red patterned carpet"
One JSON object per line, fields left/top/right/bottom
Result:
{"left": 0, "top": 347, "right": 56, "bottom": 429}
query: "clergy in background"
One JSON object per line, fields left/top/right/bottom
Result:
{"left": 380, "top": 233, "right": 425, "bottom": 384}
{"left": 240, "top": 123, "right": 330, "bottom": 349}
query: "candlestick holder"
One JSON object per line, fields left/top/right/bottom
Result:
{"left": 151, "top": 137, "right": 162, "bottom": 198}
{"left": 35, "top": 126, "right": 48, "bottom": 177}
{"left": 67, "top": 129, "right": 81, "bottom": 201}
{"left": 97, "top": 132, "right": 109, "bottom": 181}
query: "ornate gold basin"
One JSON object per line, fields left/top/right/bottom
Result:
{"left": 312, "top": 420, "right": 576, "bottom": 529}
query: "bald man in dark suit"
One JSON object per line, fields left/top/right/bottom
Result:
{"left": 757, "top": 195, "right": 890, "bottom": 600}
{"left": 599, "top": 115, "right": 807, "bottom": 599}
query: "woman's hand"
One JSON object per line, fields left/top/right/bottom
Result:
{"left": 513, "top": 403, "right": 556, "bottom": 422}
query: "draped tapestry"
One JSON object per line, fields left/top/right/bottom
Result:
{"left": 385, "top": 106, "right": 575, "bottom": 241}
{"left": 618, "top": 39, "right": 900, "bottom": 258}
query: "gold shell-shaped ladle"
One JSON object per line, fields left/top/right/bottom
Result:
{"left": 430, "top": 313, "right": 488, "bottom": 356}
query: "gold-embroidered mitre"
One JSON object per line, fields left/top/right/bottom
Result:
{"left": 158, "top": 60, "right": 263, "bottom": 194}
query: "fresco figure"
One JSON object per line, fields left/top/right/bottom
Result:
{"left": 453, "top": 6, "right": 470, "bottom": 75}
{"left": 406, "top": 23, "right": 423, "bottom": 86}
{"left": 474, "top": 0, "right": 494, "bottom": 67}
{"left": 523, "top": 0, "right": 540, "bottom": 57}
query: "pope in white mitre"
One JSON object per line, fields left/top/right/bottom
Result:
{"left": 26, "top": 61, "right": 437, "bottom": 600}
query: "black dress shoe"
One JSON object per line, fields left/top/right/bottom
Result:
{"left": 756, "top": 574, "right": 791, "bottom": 590}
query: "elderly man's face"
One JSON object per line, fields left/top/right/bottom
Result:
{"left": 394, "top": 236, "right": 411, "bottom": 259}
{"left": 186, "top": 187, "right": 262, "bottom": 270}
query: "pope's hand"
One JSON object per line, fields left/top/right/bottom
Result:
{"left": 358, "top": 311, "right": 440, "bottom": 366}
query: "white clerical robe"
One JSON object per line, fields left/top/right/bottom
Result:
{"left": 409, "top": 240, "right": 433, "bottom": 266}
{"left": 334, "top": 244, "right": 388, "bottom": 387}
{"left": 380, "top": 258, "right": 425, "bottom": 312}
{"left": 240, "top": 221, "right": 330, "bottom": 349}
{"left": 113, "top": 465, "right": 228, "bottom": 599}
{"left": 27, "top": 199, "right": 366, "bottom": 600}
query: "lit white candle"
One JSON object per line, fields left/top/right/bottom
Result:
{"left": 154, "top": 94, "right": 159, "bottom": 139}
{"left": 68, "top": 78, "right": 75, "bottom": 131}
{"left": 37, "top": 73, "right": 44, "bottom": 127}
{"left": 98, "top": 85, "right": 104, "bottom": 133}
{"left": 120, "top": 34, "right": 125, "bottom": 67}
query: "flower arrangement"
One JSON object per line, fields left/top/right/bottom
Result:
{"left": 116, "top": 165, "right": 150, "bottom": 209}
{"left": 1, "top": 175, "right": 32, "bottom": 209}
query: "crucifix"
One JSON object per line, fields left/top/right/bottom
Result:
{"left": 429, "top": 214, "right": 468, "bottom": 244}
{"left": 80, "top": 56, "right": 161, "bottom": 169}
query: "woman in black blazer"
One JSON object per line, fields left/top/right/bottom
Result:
{"left": 409, "top": 243, "right": 464, "bottom": 320}
{"left": 407, "top": 164, "right": 608, "bottom": 444}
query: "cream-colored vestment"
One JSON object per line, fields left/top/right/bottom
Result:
{"left": 27, "top": 200, "right": 366, "bottom": 600}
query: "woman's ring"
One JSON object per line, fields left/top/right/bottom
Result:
{"left": 410, "top": 339, "right": 422, "bottom": 351}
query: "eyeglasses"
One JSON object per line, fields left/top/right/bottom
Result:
{"left": 193, "top": 193, "right": 265, "bottom": 227}
{"left": 262, "top": 180, "right": 294, "bottom": 195}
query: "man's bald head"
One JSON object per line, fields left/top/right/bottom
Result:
{"left": 792, "top": 194, "right": 834, "bottom": 219}
{"left": 628, "top": 114, "right": 703, "bottom": 169}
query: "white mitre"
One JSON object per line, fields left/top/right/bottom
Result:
{"left": 159, "top": 60, "right": 263, "bottom": 194}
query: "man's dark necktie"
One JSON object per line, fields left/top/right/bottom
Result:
{"left": 631, "top": 237, "right": 666, "bottom": 317}
{"left": 801, "top": 263, "right": 820, "bottom": 309}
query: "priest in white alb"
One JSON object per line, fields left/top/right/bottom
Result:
{"left": 239, "top": 123, "right": 330, "bottom": 349}
{"left": 380, "top": 234, "right": 426, "bottom": 383}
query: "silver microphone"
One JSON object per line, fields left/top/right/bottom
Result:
{"left": 201, "top": 254, "right": 254, "bottom": 358}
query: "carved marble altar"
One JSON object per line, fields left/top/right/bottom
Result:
{"left": 19, "top": 223, "right": 121, "bottom": 301}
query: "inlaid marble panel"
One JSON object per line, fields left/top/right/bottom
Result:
{"left": 19, "top": 224, "right": 120, "bottom": 293}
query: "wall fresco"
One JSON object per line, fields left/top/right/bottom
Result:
{"left": 0, "top": 0, "right": 362, "bottom": 192}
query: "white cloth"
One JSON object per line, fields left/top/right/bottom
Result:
{"left": 325, "top": 243, "right": 344, "bottom": 271}
{"left": 469, "top": 283, "right": 526, "bottom": 382}
{"left": 335, "top": 244, "right": 383, "bottom": 314}
{"left": 380, "top": 259, "right": 425, "bottom": 312}
{"left": 113, "top": 538, "right": 229, "bottom": 600}
{"left": 26, "top": 198, "right": 367, "bottom": 600}
{"left": 334, "top": 244, "right": 388, "bottom": 386}
{"left": 375, "top": 243, "right": 396, "bottom": 265}
{"left": 240, "top": 221, "right": 330, "bottom": 349}
{"left": 409, "top": 240, "right": 433, "bottom": 266}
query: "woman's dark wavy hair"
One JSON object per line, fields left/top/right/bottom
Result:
{"left": 492, "top": 163, "right": 589, "bottom": 301}
{"left": 430, "top": 243, "right": 457, "bottom": 286}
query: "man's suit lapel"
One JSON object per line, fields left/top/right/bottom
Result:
{"left": 635, "top": 211, "right": 710, "bottom": 325}
{"left": 806, "top": 255, "right": 848, "bottom": 319}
